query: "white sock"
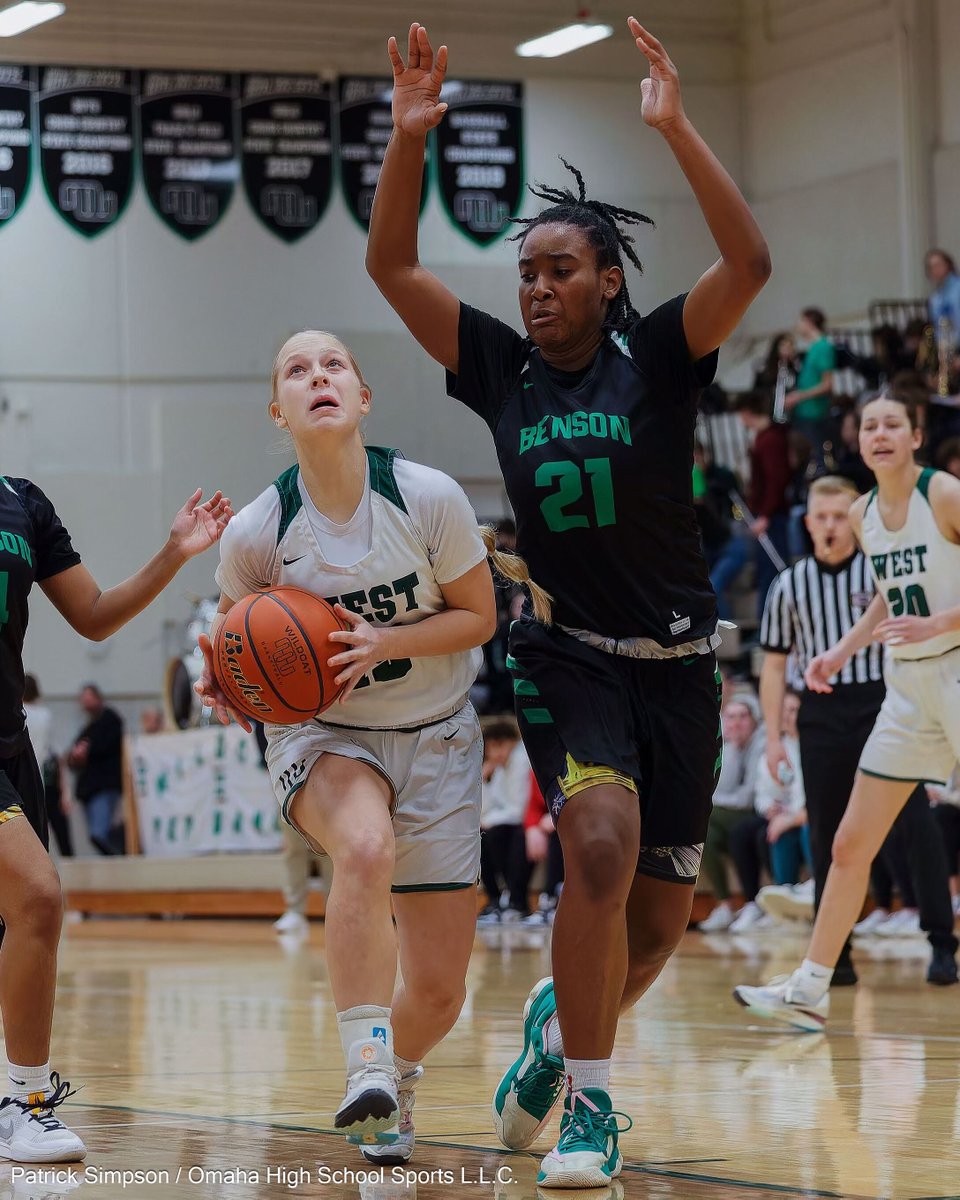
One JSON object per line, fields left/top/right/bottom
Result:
{"left": 542, "top": 1013, "right": 564, "bottom": 1059}
{"left": 7, "top": 1062, "right": 50, "bottom": 1103}
{"left": 564, "top": 1058, "right": 610, "bottom": 1093}
{"left": 394, "top": 1054, "right": 421, "bottom": 1082}
{"left": 336, "top": 1005, "right": 393, "bottom": 1066}
{"left": 796, "top": 958, "right": 833, "bottom": 999}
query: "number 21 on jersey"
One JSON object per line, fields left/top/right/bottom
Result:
{"left": 536, "top": 458, "right": 616, "bottom": 533}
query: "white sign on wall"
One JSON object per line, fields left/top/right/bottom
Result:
{"left": 131, "top": 726, "right": 282, "bottom": 857}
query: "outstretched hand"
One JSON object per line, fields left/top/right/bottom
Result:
{"left": 627, "top": 16, "right": 685, "bottom": 131}
{"left": 387, "top": 22, "right": 449, "bottom": 135}
{"left": 168, "top": 489, "right": 233, "bottom": 561}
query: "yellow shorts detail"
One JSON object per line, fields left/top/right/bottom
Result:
{"left": 0, "top": 804, "right": 23, "bottom": 826}
{"left": 557, "top": 754, "right": 637, "bottom": 801}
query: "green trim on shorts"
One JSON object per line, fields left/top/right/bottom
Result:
{"left": 859, "top": 767, "right": 946, "bottom": 785}
{"left": 390, "top": 881, "right": 475, "bottom": 893}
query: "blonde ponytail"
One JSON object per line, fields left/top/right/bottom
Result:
{"left": 480, "top": 526, "right": 554, "bottom": 625}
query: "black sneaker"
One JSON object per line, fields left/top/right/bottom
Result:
{"left": 927, "top": 947, "right": 959, "bottom": 986}
{"left": 833, "top": 952, "right": 858, "bottom": 988}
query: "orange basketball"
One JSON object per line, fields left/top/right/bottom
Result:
{"left": 213, "top": 587, "right": 349, "bottom": 724}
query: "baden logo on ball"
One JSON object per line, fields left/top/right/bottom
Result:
{"left": 213, "top": 587, "right": 350, "bottom": 723}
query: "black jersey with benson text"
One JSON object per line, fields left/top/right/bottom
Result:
{"left": 0, "top": 477, "right": 81, "bottom": 755}
{"left": 446, "top": 295, "right": 719, "bottom": 641}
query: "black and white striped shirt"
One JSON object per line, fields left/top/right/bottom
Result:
{"left": 760, "top": 552, "right": 884, "bottom": 685}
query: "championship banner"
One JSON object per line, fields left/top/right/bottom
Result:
{"left": 37, "top": 66, "right": 135, "bottom": 237}
{"left": 337, "top": 76, "right": 428, "bottom": 230}
{"left": 0, "top": 64, "right": 33, "bottom": 228}
{"left": 436, "top": 80, "right": 524, "bottom": 246}
{"left": 140, "top": 71, "right": 238, "bottom": 240}
{"left": 131, "top": 726, "right": 282, "bottom": 857}
{"left": 240, "top": 73, "right": 332, "bottom": 243}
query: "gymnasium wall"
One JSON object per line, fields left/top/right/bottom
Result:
{"left": 741, "top": 0, "right": 954, "bottom": 338}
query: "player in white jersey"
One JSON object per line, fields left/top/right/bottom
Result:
{"left": 735, "top": 387, "right": 960, "bottom": 1029}
{"left": 196, "top": 330, "right": 496, "bottom": 1158}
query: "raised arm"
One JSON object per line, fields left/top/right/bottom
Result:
{"left": 626, "top": 17, "right": 770, "bottom": 361}
{"left": 365, "top": 23, "right": 462, "bottom": 372}
{"left": 40, "top": 489, "right": 232, "bottom": 642}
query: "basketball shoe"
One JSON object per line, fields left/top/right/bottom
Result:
{"left": 0, "top": 1074, "right": 87, "bottom": 1162}
{"left": 537, "top": 1088, "right": 632, "bottom": 1188}
{"left": 335, "top": 1037, "right": 399, "bottom": 1145}
{"left": 733, "top": 970, "right": 830, "bottom": 1032}
{"left": 493, "top": 977, "right": 564, "bottom": 1149}
{"left": 360, "top": 1064, "right": 423, "bottom": 1164}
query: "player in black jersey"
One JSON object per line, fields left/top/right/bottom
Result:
{"left": 367, "top": 17, "right": 769, "bottom": 1188}
{"left": 0, "top": 476, "right": 231, "bottom": 1162}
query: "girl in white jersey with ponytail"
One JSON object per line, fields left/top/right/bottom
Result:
{"left": 196, "top": 330, "right": 496, "bottom": 1157}
{"left": 736, "top": 385, "right": 960, "bottom": 1029}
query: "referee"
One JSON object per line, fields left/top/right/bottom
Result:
{"left": 759, "top": 475, "right": 957, "bottom": 985}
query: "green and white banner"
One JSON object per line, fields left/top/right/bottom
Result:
{"left": 131, "top": 726, "right": 282, "bottom": 857}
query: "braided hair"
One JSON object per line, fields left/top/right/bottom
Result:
{"left": 508, "top": 158, "right": 655, "bottom": 334}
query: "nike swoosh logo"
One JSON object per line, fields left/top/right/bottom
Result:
{"left": 442, "top": 727, "right": 459, "bottom": 741}
{"left": 523, "top": 381, "right": 534, "bottom": 390}
{"left": 9, "top": 1079, "right": 25, "bottom": 1086}
{"left": 282, "top": 555, "right": 306, "bottom": 566}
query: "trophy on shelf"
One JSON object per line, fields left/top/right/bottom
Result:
{"left": 772, "top": 360, "right": 789, "bottom": 424}
{"left": 163, "top": 595, "right": 220, "bottom": 729}
{"left": 937, "top": 315, "right": 957, "bottom": 397}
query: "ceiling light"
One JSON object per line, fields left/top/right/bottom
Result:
{"left": 0, "top": 2, "right": 65, "bottom": 37}
{"left": 516, "top": 22, "right": 613, "bottom": 58}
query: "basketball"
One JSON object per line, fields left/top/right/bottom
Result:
{"left": 212, "top": 587, "right": 348, "bottom": 724}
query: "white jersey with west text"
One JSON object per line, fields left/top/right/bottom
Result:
{"left": 861, "top": 467, "right": 960, "bottom": 661}
{"left": 216, "top": 447, "right": 486, "bottom": 729}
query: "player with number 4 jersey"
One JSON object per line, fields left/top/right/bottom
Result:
{"left": 197, "top": 329, "right": 496, "bottom": 1164}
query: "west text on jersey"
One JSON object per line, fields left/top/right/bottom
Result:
{"left": 518, "top": 412, "right": 632, "bottom": 455}
{"left": 870, "top": 545, "right": 928, "bottom": 579}
{"left": 325, "top": 572, "right": 420, "bottom": 622}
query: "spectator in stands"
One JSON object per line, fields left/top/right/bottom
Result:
{"left": 755, "top": 690, "right": 810, "bottom": 889}
{"left": 925, "top": 248, "right": 960, "bottom": 334}
{"left": 523, "top": 774, "right": 564, "bottom": 926}
{"left": 733, "top": 391, "right": 792, "bottom": 617}
{"left": 859, "top": 324, "right": 908, "bottom": 390}
{"left": 754, "top": 331, "right": 800, "bottom": 394}
{"left": 928, "top": 767, "right": 960, "bottom": 920}
{"left": 67, "top": 684, "right": 124, "bottom": 856}
{"left": 833, "top": 406, "right": 875, "bottom": 494}
{"left": 699, "top": 695, "right": 765, "bottom": 932}
{"left": 785, "top": 429, "right": 815, "bottom": 557}
{"left": 784, "top": 307, "right": 836, "bottom": 469}
{"left": 478, "top": 718, "right": 533, "bottom": 923}
{"left": 693, "top": 441, "right": 749, "bottom": 620}
{"left": 139, "top": 707, "right": 166, "bottom": 735}
{"left": 936, "top": 437, "right": 960, "bottom": 480}
{"left": 22, "top": 675, "right": 73, "bottom": 859}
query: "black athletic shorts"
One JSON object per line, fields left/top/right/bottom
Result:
{"left": 508, "top": 620, "right": 721, "bottom": 884}
{"left": 0, "top": 742, "right": 48, "bottom": 849}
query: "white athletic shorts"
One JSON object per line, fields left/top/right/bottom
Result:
{"left": 265, "top": 702, "right": 482, "bottom": 892}
{"left": 859, "top": 647, "right": 960, "bottom": 785}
